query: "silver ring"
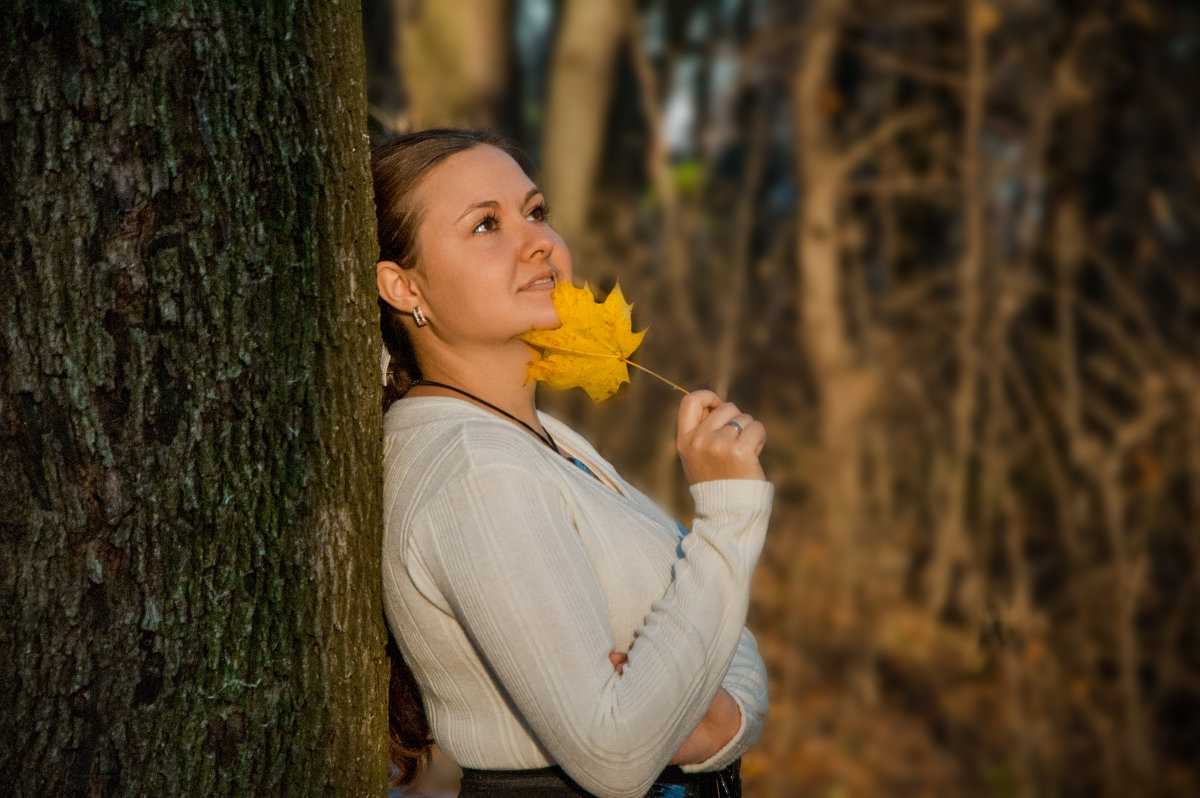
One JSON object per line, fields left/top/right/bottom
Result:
{"left": 726, "top": 420, "right": 742, "bottom": 432}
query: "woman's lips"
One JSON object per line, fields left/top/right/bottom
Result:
{"left": 519, "top": 272, "right": 557, "bottom": 291}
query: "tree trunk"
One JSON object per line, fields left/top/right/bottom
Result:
{"left": 0, "top": 4, "right": 386, "bottom": 796}
{"left": 925, "top": 1, "right": 989, "bottom": 617}
{"left": 791, "top": 0, "right": 868, "bottom": 619}
{"left": 540, "top": 0, "right": 632, "bottom": 249}
{"left": 397, "top": 0, "right": 514, "bottom": 130}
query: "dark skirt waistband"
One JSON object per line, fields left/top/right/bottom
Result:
{"left": 457, "top": 758, "right": 741, "bottom": 798}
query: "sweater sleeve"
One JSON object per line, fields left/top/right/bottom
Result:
{"left": 679, "top": 626, "right": 769, "bottom": 773}
{"left": 411, "top": 465, "right": 773, "bottom": 798}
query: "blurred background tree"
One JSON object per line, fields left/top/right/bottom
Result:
{"left": 367, "top": 1, "right": 1200, "bottom": 796}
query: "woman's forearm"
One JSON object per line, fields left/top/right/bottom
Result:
{"left": 605, "top": 657, "right": 743, "bottom": 767}
{"left": 669, "top": 688, "right": 741, "bottom": 765}
{"left": 604, "top": 652, "right": 744, "bottom": 768}
{"left": 674, "top": 627, "right": 768, "bottom": 773}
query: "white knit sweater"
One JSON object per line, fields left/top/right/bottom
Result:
{"left": 381, "top": 397, "right": 773, "bottom": 798}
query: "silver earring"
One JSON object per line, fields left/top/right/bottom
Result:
{"left": 412, "top": 305, "right": 427, "bottom": 327}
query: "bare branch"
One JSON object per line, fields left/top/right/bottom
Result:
{"left": 838, "top": 107, "right": 940, "bottom": 174}
{"left": 848, "top": 41, "right": 966, "bottom": 91}
{"left": 846, "top": 175, "right": 959, "bottom": 197}
{"left": 1085, "top": 241, "right": 1176, "bottom": 372}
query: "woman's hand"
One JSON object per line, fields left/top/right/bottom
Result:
{"left": 676, "top": 390, "right": 766, "bottom": 485}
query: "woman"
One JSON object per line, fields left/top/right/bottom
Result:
{"left": 376, "top": 129, "right": 773, "bottom": 798}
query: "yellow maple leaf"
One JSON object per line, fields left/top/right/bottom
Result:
{"left": 519, "top": 281, "right": 686, "bottom": 401}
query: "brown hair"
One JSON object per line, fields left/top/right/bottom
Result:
{"left": 385, "top": 630, "right": 430, "bottom": 786}
{"left": 374, "top": 128, "right": 527, "bottom": 410}
{"left": 372, "top": 128, "right": 524, "bottom": 786}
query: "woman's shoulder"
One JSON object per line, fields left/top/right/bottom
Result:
{"left": 384, "top": 397, "right": 563, "bottom": 482}
{"left": 382, "top": 399, "right": 583, "bottom": 546}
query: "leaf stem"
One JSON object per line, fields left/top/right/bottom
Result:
{"left": 523, "top": 342, "right": 691, "bottom": 395}
{"left": 623, "top": 359, "right": 690, "bottom": 395}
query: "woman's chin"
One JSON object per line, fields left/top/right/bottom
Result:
{"left": 527, "top": 310, "right": 562, "bottom": 331}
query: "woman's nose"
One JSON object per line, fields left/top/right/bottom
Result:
{"left": 521, "top": 219, "right": 555, "bottom": 261}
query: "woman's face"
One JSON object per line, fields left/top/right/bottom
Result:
{"left": 407, "top": 144, "right": 572, "bottom": 346}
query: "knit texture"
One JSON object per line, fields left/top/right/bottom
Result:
{"left": 382, "top": 397, "right": 773, "bottom": 798}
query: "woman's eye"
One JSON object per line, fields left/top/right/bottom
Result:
{"left": 526, "top": 204, "right": 549, "bottom": 223}
{"left": 472, "top": 214, "right": 500, "bottom": 234}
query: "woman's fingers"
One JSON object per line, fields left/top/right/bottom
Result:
{"left": 676, "top": 391, "right": 767, "bottom": 484}
{"left": 609, "top": 651, "right": 628, "bottom": 675}
{"left": 721, "top": 412, "right": 755, "bottom": 435}
{"left": 733, "top": 419, "right": 766, "bottom": 456}
{"left": 698, "top": 402, "right": 742, "bottom": 432}
{"left": 677, "top": 390, "right": 721, "bottom": 439}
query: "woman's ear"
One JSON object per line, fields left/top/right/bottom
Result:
{"left": 378, "top": 260, "right": 420, "bottom": 313}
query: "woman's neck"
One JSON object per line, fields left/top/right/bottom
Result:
{"left": 409, "top": 338, "right": 542, "bottom": 432}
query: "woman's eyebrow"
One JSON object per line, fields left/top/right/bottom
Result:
{"left": 455, "top": 187, "right": 543, "bottom": 222}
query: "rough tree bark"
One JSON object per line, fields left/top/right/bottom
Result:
{"left": 0, "top": 3, "right": 386, "bottom": 796}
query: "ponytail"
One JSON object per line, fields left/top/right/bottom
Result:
{"left": 386, "top": 630, "right": 432, "bottom": 786}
